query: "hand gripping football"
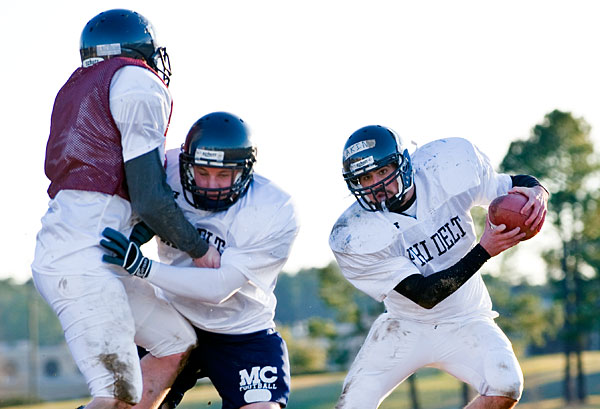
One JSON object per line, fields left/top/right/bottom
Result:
{"left": 488, "top": 193, "right": 544, "bottom": 241}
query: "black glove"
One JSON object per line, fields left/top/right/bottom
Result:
{"left": 100, "top": 227, "right": 153, "bottom": 278}
{"left": 129, "top": 221, "right": 156, "bottom": 246}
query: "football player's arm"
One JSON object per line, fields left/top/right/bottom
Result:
{"left": 394, "top": 244, "right": 490, "bottom": 309}
{"left": 145, "top": 223, "right": 297, "bottom": 302}
{"left": 101, "top": 226, "right": 245, "bottom": 302}
{"left": 125, "top": 150, "right": 209, "bottom": 259}
{"left": 110, "top": 67, "right": 208, "bottom": 259}
{"left": 145, "top": 220, "right": 296, "bottom": 303}
{"left": 395, "top": 214, "right": 525, "bottom": 309}
{"left": 148, "top": 262, "right": 248, "bottom": 304}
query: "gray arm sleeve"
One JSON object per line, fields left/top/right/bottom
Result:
{"left": 125, "top": 148, "right": 208, "bottom": 259}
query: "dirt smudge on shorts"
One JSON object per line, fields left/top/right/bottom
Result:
{"left": 99, "top": 353, "right": 136, "bottom": 403}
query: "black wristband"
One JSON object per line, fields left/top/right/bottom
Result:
{"left": 511, "top": 174, "right": 548, "bottom": 194}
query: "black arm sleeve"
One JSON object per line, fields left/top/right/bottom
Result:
{"left": 511, "top": 174, "right": 548, "bottom": 193}
{"left": 125, "top": 148, "right": 208, "bottom": 259}
{"left": 394, "top": 244, "right": 491, "bottom": 309}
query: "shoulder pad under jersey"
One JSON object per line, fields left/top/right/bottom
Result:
{"left": 230, "top": 174, "right": 296, "bottom": 243}
{"left": 412, "top": 138, "right": 477, "bottom": 170}
{"left": 412, "top": 138, "right": 482, "bottom": 196}
{"left": 329, "top": 203, "right": 399, "bottom": 255}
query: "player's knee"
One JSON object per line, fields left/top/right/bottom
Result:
{"left": 495, "top": 395, "right": 518, "bottom": 409}
{"left": 483, "top": 351, "right": 524, "bottom": 401}
{"left": 479, "top": 395, "right": 518, "bottom": 409}
{"left": 142, "top": 327, "right": 197, "bottom": 359}
{"left": 335, "top": 377, "right": 382, "bottom": 409}
{"left": 154, "top": 350, "right": 190, "bottom": 375}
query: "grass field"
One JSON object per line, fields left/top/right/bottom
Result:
{"left": 4, "top": 352, "right": 600, "bottom": 409}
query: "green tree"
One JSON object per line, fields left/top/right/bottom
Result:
{"left": 499, "top": 109, "right": 600, "bottom": 403}
{"left": 278, "top": 326, "right": 328, "bottom": 374}
{"left": 483, "top": 274, "right": 562, "bottom": 353}
{"left": 274, "top": 268, "right": 337, "bottom": 324}
{"left": 315, "top": 262, "right": 383, "bottom": 366}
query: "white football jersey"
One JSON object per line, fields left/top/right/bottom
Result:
{"left": 32, "top": 66, "right": 171, "bottom": 276}
{"left": 329, "top": 138, "right": 512, "bottom": 323}
{"left": 155, "top": 149, "right": 299, "bottom": 334}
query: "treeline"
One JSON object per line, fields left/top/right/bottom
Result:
{"left": 0, "top": 266, "right": 573, "bottom": 356}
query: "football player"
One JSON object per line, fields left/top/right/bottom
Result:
{"left": 329, "top": 125, "right": 548, "bottom": 409}
{"left": 100, "top": 112, "right": 299, "bottom": 409}
{"left": 31, "top": 9, "right": 214, "bottom": 409}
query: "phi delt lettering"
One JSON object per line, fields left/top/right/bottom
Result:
{"left": 406, "top": 215, "right": 466, "bottom": 267}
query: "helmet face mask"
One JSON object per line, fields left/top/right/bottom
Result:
{"left": 79, "top": 9, "right": 172, "bottom": 85}
{"left": 149, "top": 47, "right": 171, "bottom": 84}
{"left": 179, "top": 112, "right": 257, "bottom": 211}
{"left": 342, "top": 125, "right": 413, "bottom": 212}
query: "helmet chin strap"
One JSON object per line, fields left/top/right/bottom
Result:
{"left": 386, "top": 190, "right": 416, "bottom": 214}
{"left": 384, "top": 182, "right": 416, "bottom": 214}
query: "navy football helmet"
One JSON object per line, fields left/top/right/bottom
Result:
{"left": 342, "top": 125, "right": 413, "bottom": 211}
{"left": 80, "top": 9, "right": 171, "bottom": 85}
{"left": 180, "top": 112, "right": 257, "bottom": 211}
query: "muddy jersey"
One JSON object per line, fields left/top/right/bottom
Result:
{"left": 329, "top": 137, "right": 512, "bottom": 323}
{"left": 156, "top": 149, "right": 299, "bottom": 334}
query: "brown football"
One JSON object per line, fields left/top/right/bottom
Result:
{"left": 488, "top": 193, "right": 544, "bottom": 241}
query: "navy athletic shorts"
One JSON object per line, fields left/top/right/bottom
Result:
{"left": 165, "top": 327, "right": 291, "bottom": 409}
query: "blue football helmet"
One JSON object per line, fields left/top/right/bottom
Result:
{"left": 342, "top": 125, "right": 413, "bottom": 211}
{"left": 79, "top": 9, "right": 171, "bottom": 85}
{"left": 180, "top": 112, "right": 257, "bottom": 211}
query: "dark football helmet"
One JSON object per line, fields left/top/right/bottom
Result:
{"left": 342, "top": 125, "right": 413, "bottom": 211}
{"left": 180, "top": 112, "right": 257, "bottom": 211}
{"left": 80, "top": 9, "right": 172, "bottom": 85}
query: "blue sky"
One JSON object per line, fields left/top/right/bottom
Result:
{"left": 1, "top": 0, "right": 599, "bottom": 284}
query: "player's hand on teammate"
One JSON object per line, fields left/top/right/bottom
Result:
{"left": 100, "top": 227, "right": 153, "bottom": 278}
{"left": 508, "top": 185, "right": 549, "bottom": 232}
{"left": 193, "top": 245, "right": 221, "bottom": 268}
{"left": 129, "top": 221, "right": 155, "bottom": 246}
{"left": 479, "top": 215, "right": 526, "bottom": 257}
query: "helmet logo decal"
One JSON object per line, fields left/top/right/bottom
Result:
{"left": 82, "top": 57, "right": 104, "bottom": 67}
{"left": 349, "top": 156, "right": 375, "bottom": 172}
{"left": 344, "top": 139, "right": 376, "bottom": 160}
{"left": 96, "top": 43, "right": 122, "bottom": 56}
{"left": 195, "top": 148, "right": 225, "bottom": 162}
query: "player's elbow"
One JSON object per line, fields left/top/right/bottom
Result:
{"left": 131, "top": 198, "right": 166, "bottom": 222}
{"left": 417, "top": 300, "right": 437, "bottom": 310}
{"left": 203, "top": 287, "right": 241, "bottom": 304}
{"left": 401, "top": 294, "right": 437, "bottom": 309}
{"left": 198, "top": 266, "right": 247, "bottom": 304}
{"left": 412, "top": 294, "right": 444, "bottom": 309}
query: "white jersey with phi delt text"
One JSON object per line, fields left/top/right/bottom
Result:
{"left": 329, "top": 137, "right": 512, "bottom": 324}
{"left": 154, "top": 149, "right": 299, "bottom": 334}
